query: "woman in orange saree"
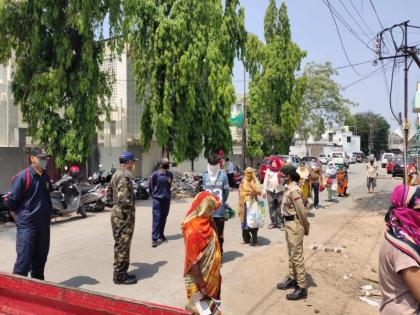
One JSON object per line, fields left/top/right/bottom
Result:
{"left": 337, "top": 166, "right": 348, "bottom": 197}
{"left": 181, "top": 191, "right": 222, "bottom": 314}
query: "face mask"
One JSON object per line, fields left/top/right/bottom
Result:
{"left": 38, "top": 159, "right": 47, "bottom": 169}
{"left": 162, "top": 164, "right": 169, "bottom": 170}
{"left": 246, "top": 174, "right": 253, "bottom": 181}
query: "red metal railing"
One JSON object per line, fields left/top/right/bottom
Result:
{"left": 0, "top": 272, "right": 191, "bottom": 315}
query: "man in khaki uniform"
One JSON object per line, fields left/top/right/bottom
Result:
{"left": 277, "top": 165, "right": 310, "bottom": 300}
{"left": 107, "top": 151, "right": 137, "bottom": 285}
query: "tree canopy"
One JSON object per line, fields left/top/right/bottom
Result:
{"left": 0, "top": 0, "right": 124, "bottom": 166}
{"left": 126, "top": 0, "right": 246, "bottom": 161}
{"left": 245, "top": 1, "right": 306, "bottom": 157}
{"left": 298, "top": 62, "right": 355, "bottom": 143}
{"left": 346, "top": 111, "right": 390, "bottom": 155}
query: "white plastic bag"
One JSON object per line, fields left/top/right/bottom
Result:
{"left": 246, "top": 200, "right": 264, "bottom": 228}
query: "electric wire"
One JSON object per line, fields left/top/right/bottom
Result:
{"left": 324, "top": 0, "right": 364, "bottom": 76}
{"left": 389, "top": 52, "right": 401, "bottom": 124}
{"left": 339, "top": 0, "right": 372, "bottom": 43}
{"left": 342, "top": 62, "right": 394, "bottom": 89}
{"left": 349, "top": 0, "right": 374, "bottom": 35}
{"left": 368, "top": 0, "right": 394, "bottom": 53}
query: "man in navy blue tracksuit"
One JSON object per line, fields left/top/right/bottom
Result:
{"left": 149, "top": 158, "right": 173, "bottom": 248}
{"left": 7, "top": 147, "right": 52, "bottom": 280}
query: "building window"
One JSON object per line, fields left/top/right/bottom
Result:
{"left": 110, "top": 120, "right": 116, "bottom": 137}
{"left": 328, "top": 133, "right": 334, "bottom": 142}
{"left": 347, "top": 136, "right": 351, "bottom": 143}
{"left": 338, "top": 138, "right": 341, "bottom": 143}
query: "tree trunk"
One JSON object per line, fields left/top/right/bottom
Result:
{"left": 162, "top": 146, "right": 169, "bottom": 159}
{"left": 191, "top": 159, "right": 195, "bottom": 172}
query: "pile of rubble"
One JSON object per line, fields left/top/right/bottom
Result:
{"left": 171, "top": 172, "right": 202, "bottom": 199}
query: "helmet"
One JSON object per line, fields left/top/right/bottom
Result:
{"left": 69, "top": 165, "right": 80, "bottom": 179}
{"left": 119, "top": 151, "right": 137, "bottom": 164}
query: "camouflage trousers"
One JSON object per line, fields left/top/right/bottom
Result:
{"left": 111, "top": 207, "right": 135, "bottom": 281}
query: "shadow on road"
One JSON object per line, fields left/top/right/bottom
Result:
{"left": 222, "top": 251, "right": 244, "bottom": 264}
{"left": 166, "top": 233, "right": 183, "bottom": 241}
{"left": 60, "top": 276, "right": 99, "bottom": 287}
{"left": 258, "top": 236, "right": 271, "bottom": 246}
{"left": 131, "top": 261, "right": 168, "bottom": 280}
{"left": 306, "top": 273, "right": 317, "bottom": 288}
{"left": 354, "top": 191, "right": 390, "bottom": 212}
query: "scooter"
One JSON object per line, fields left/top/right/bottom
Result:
{"left": 0, "top": 192, "right": 12, "bottom": 222}
{"left": 78, "top": 184, "right": 107, "bottom": 212}
{"left": 134, "top": 177, "right": 150, "bottom": 200}
{"left": 51, "top": 174, "right": 86, "bottom": 218}
{"left": 90, "top": 163, "right": 116, "bottom": 185}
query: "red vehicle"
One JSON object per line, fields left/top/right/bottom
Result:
{"left": 386, "top": 159, "right": 395, "bottom": 174}
{"left": 259, "top": 156, "right": 283, "bottom": 183}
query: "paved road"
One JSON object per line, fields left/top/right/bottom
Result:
{"left": 0, "top": 163, "right": 401, "bottom": 314}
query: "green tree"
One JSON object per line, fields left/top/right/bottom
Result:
{"left": 245, "top": 1, "right": 306, "bottom": 157}
{"left": 298, "top": 62, "right": 355, "bottom": 153}
{"left": 0, "top": 0, "right": 123, "bottom": 166}
{"left": 347, "top": 111, "right": 390, "bottom": 155}
{"left": 126, "top": 0, "right": 245, "bottom": 161}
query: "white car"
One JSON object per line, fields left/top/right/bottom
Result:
{"left": 319, "top": 154, "right": 328, "bottom": 164}
{"left": 381, "top": 152, "right": 395, "bottom": 168}
{"left": 331, "top": 152, "right": 348, "bottom": 167}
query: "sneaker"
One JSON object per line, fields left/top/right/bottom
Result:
{"left": 152, "top": 240, "right": 159, "bottom": 248}
{"left": 159, "top": 237, "right": 168, "bottom": 243}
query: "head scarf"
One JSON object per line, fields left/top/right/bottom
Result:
{"left": 181, "top": 191, "right": 221, "bottom": 275}
{"left": 269, "top": 157, "right": 281, "bottom": 172}
{"left": 385, "top": 184, "right": 420, "bottom": 264}
{"left": 297, "top": 163, "right": 309, "bottom": 181}
{"left": 238, "top": 167, "right": 261, "bottom": 223}
{"left": 326, "top": 162, "right": 337, "bottom": 177}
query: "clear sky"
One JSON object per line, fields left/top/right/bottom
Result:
{"left": 233, "top": 0, "right": 420, "bottom": 130}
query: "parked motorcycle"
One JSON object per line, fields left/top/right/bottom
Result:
{"left": 134, "top": 177, "right": 150, "bottom": 200}
{"left": 79, "top": 184, "right": 107, "bottom": 212}
{"left": 232, "top": 166, "right": 244, "bottom": 188}
{"left": 0, "top": 192, "right": 12, "bottom": 222}
{"left": 51, "top": 174, "right": 87, "bottom": 218}
{"left": 90, "top": 163, "right": 116, "bottom": 185}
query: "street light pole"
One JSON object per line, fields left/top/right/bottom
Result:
{"left": 242, "top": 65, "right": 247, "bottom": 169}
{"left": 403, "top": 22, "right": 409, "bottom": 185}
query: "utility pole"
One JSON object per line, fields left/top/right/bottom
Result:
{"left": 242, "top": 66, "right": 247, "bottom": 169}
{"left": 403, "top": 22, "right": 409, "bottom": 184}
{"left": 368, "top": 121, "right": 374, "bottom": 156}
{"left": 376, "top": 20, "right": 420, "bottom": 185}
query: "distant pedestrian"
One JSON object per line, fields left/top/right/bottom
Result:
{"left": 239, "top": 167, "right": 262, "bottom": 246}
{"left": 108, "top": 151, "right": 137, "bottom": 285}
{"left": 325, "top": 162, "right": 338, "bottom": 202}
{"left": 337, "top": 166, "right": 348, "bottom": 197}
{"left": 407, "top": 165, "right": 420, "bottom": 186}
{"left": 378, "top": 184, "right": 420, "bottom": 314}
{"left": 366, "top": 156, "right": 378, "bottom": 194}
{"left": 297, "top": 161, "right": 311, "bottom": 206}
{"left": 182, "top": 192, "right": 222, "bottom": 313}
{"left": 309, "top": 158, "right": 322, "bottom": 209}
{"left": 7, "top": 147, "right": 52, "bottom": 280}
{"left": 150, "top": 158, "right": 173, "bottom": 248}
{"left": 225, "top": 158, "right": 235, "bottom": 188}
{"left": 262, "top": 157, "right": 284, "bottom": 229}
{"left": 202, "top": 154, "right": 229, "bottom": 253}
{"left": 277, "top": 165, "right": 310, "bottom": 300}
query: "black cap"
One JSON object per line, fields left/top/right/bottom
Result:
{"left": 280, "top": 165, "right": 300, "bottom": 182}
{"left": 30, "top": 147, "right": 48, "bottom": 158}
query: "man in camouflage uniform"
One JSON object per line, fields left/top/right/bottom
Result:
{"left": 277, "top": 165, "right": 310, "bottom": 300}
{"left": 108, "top": 152, "right": 137, "bottom": 285}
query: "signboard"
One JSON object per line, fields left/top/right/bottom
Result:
{"left": 416, "top": 126, "right": 420, "bottom": 143}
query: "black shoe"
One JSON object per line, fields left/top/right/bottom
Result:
{"left": 158, "top": 237, "right": 168, "bottom": 243}
{"left": 286, "top": 286, "right": 308, "bottom": 300}
{"left": 127, "top": 273, "right": 136, "bottom": 280}
{"left": 277, "top": 278, "right": 297, "bottom": 290}
{"left": 152, "top": 240, "right": 159, "bottom": 248}
{"left": 114, "top": 277, "right": 138, "bottom": 285}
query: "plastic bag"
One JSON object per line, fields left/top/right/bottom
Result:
{"left": 246, "top": 200, "right": 265, "bottom": 228}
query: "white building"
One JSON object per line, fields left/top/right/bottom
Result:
{"left": 289, "top": 126, "right": 361, "bottom": 158}
{"left": 0, "top": 57, "right": 21, "bottom": 147}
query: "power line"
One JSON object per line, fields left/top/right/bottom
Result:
{"left": 342, "top": 62, "right": 394, "bottom": 89}
{"left": 349, "top": 0, "right": 374, "bottom": 35}
{"left": 368, "top": 0, "right": 394, "bottom": 53}
{"left": 324, "top": 0, "right": 364, "bottom": 76}
{"left": 339, "top": 0, "right": 371, "bottom": 43}
{"left": 324, "top": 0, "right": 376, "bottom": 54}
